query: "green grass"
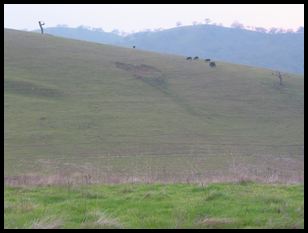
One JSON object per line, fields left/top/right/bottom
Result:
{"left": 4, "top": 29, "right": 304, "bottom": 182}
{"left": 4, "top": 183, "right": 304, "bottom": 229}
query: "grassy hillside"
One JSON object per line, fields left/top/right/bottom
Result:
{"left": 4, "top": 29, "right": 304, "bottom": 183}
{"left": 4, "top": 183, "right": 304, "bottom": 229}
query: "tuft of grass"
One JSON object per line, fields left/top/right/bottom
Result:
{"left": 94, "top": 211, "right": 123, "bottom": 229}
{"left": 31, "top": 216, "right": 63, "bottom": 229}
{"left": 197, "top": 217, "right": 235, "bottom": 228}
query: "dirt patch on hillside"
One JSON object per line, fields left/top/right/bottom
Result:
{"left": 115, "top": 62, "right": 167, "bottom": 89}
{"left": 115, "top": 62, "right": 162, "bottom": 77}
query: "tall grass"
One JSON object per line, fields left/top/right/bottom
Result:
{"left": 4, "top": 154, "right": 303, "bottom": 187}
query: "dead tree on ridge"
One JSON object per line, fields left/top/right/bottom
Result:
{"left": 38, "top": 21, "right": 45, "bottom": 34}
{"left": 272, "top": 71, "right": 287, "bottom": 86}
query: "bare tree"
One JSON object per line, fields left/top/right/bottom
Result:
{"left": 272, "top": 71, "right": 288, "bottom": 86}
{"left": 38, "top": 21, "right": 45, "bottom": 34}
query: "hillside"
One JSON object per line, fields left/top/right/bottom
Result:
{"left": 36, "top": 25, "right": 304, "bottom": 74}
{"left": 4, "top": 29, "right": 304, "bottom": 182}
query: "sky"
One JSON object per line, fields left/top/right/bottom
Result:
{"left": 4, "top": 4, "right": 304, "bottom": 33}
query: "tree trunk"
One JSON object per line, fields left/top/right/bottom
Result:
{"left": 39, "top": 21, "right": 44, "bottom": 34}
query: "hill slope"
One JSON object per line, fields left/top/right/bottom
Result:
{"left": 36, "top": 25, "right": 304, "bottom": 74}
{"left": 4, "top": 29, "right": 304, "bottom": 181}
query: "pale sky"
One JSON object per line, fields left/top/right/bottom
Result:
{"left": 4, "top": 4, "right": 304, "bottom": 33}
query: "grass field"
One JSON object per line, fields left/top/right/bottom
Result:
{"left": 4, "top": 29, "right": 304, "bottom": 229}
{"left": 4, "top": 29, "right": 304, "bottom": 183}
{"left": 4, "top": 183, "right": 304, "bottom": 229}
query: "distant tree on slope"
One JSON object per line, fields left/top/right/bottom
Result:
{"left": 272, "top": 71, "right": 288, "bottom": 86}
{"left": 38, "top": 21, "right": 45, "bottom": 34}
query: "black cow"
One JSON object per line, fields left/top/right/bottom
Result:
{"left": 205, "top": 59, "right": 211, "bottom": 62}
{"left": 133, "top": 46, "right": 136, "bottom": 48}
{"left": 209, "top": 61, "right": 216, "bottom": 67}
{"left": 186, "top": 57, "right": 192, "bottom": 61}
{"left": 193, "top": 56, "right": 199, "bottom": 60}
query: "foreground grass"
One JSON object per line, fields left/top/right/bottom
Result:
{"left": 4, "top": 183, "right": 303, "bottom": 229}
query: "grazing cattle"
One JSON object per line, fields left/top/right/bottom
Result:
{"left": 186, "top": 56, "right": 192, "bottom": 61}
{"left": 209, "top": 61, "right": 216, "bottom": 67}
{"left": 193, "top": 56, "right": 199, "bottom": 60}
{"left": 205, "top": 59, "right": 211, "bottom": 62}
{"left": 133, "top": 46, "right": 136, "bottom": 48}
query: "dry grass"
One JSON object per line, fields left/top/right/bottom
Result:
{"left": 198, "top": 217, "right": 235, "bottom": 226}
{"left": 4, "top": 153, "right": 303, "bottom": 187}
{"left": 31, "top": 216, "right": 63, "bottom": 229}
{"left": 79, "top": 211, "right": 123, "bottom": 229}
{"left": 4, "top": 163, "right": 303, "bottom": 187}
{"left": 94, "top": 211, "right": 123, "bottom": 229}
